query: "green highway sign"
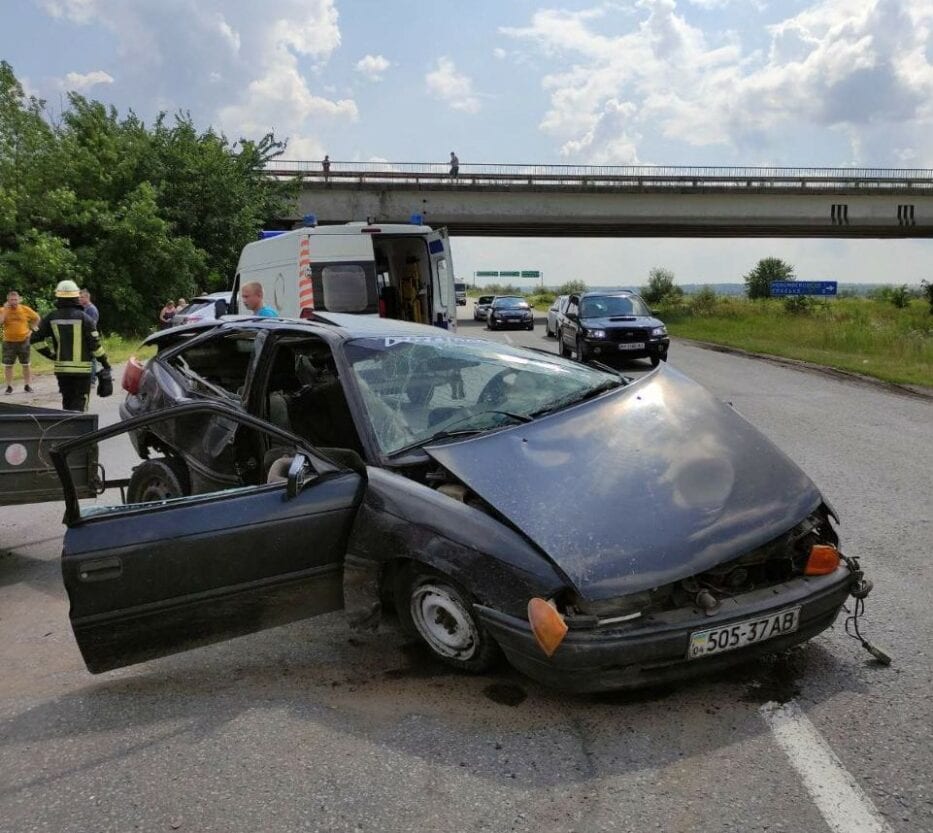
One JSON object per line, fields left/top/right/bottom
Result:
{"left": 499, "top": 271, "right": 520, "bottom": 277}
{"left": 521, "top": 270, "right": 541, "bottom": 278}
{"left": 475, "top": 270, "right": 499, "bottom": 277}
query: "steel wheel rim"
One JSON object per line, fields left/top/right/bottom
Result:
{"left": 410, "top": 583, "right": 479, "bottom": 660}
{"left": 139, "top": 476, "right": 177, "bottom": 502}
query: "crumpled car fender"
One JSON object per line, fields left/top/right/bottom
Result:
{"left": 343, "top": 467, "right": 568, "bottom": 630}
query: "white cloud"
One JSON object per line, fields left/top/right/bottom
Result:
{"left": 37, "top": 0, "right": 99, "bottom": 23}
{"left": 425, "top": 57, "right": 481, "bottom": 113}
{"left": 355, "top": 54, "right": 391, "bottom": 81}
{"left": 35, "top": 1, "right": 356, "bottom": 160}
{"left": 62, "top": 69, "right": 114, "bottom": 90}
{"left": 503, "top": 0, "right": 933, "bottom": 165}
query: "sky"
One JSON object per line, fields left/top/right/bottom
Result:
{"left": 3, "top": 0, "right": 933, "bottom": 286}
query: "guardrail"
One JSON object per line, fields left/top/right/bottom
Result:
{"left": 266, "top": 160, "right": 933, "bottom": 190}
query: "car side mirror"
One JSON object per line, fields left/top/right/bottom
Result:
{"left": 566, "top": 312, "right": 578, "bottom": 322}
{"left": 286, "top": 453, "right": 310, "bottom": 500}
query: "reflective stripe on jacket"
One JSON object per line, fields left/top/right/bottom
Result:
{"left": 34, "top": 303, "right": 106, "bottom": 376}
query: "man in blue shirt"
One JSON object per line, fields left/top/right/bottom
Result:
{"left": 241, "top": 282, "right": 277, "bottom": 317}
{"left": 79, "top": 288, "right": 99, "bottom": 325}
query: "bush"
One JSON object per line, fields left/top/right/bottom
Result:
{"left": 689, "top": 285, "right": 719, "bottom": 316}
{"left": 555, "top": 280, "right": 587, "bottom": 295}
{"left": 783, "top": 295, "right": 813, "bottom": 315}
{"left": 889, "top": 285, "right": 911, "bottom": 309}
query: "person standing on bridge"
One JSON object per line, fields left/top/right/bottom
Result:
{"left": 322, "top": 155, "right": 330, "bottom": 176}
{"left": 449, "top": 151, "right": 459, "bottom": 177}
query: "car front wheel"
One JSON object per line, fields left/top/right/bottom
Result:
{"left": 395, "top": 566, "right": 499, "bottom": 672}
{"left": 650, "top": 353, "right": 662, "bottom": 368}
{"left": 126, "top": 457, "right": 190, "bottom": 503}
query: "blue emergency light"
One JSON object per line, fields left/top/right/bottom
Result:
{"left": 409, "top": 213, "right": 424, "bottom": 225}
{"left": 258, "top": 230, "right": 288, "bottom": 240}
{"left": 303, "top": 213, "right": 318, "bottom": 227}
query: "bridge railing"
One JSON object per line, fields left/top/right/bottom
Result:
{"left": 265, "top": 160, "right": 933, "bottom": 190}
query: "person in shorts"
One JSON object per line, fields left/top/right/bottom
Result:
{"left": 0, "top": 290, "right": 40, "bottom": 394}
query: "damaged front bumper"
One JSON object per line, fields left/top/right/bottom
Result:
{"left": 476, "top": 568, "right": 852, "bottom": 693}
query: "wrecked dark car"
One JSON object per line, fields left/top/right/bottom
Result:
{"left": 51, "top": 313, "right": 871, "bottom": 691}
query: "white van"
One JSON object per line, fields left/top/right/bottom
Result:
{"left": 231, "top": 221, "right": 457, "bottom": 331}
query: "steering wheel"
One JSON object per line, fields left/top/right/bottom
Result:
{"left": 478, "top": 369, "right": 518, "bottom": 407}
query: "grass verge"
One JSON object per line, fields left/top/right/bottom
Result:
{"left": 659, "top": 297, "right": 933, "bottom": 388}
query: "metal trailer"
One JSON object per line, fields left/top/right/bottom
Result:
{"left": 0, "top": 402, "right": 99, "bottom": 506}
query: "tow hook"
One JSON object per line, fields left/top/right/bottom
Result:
{"left": 842, "top": 555, "right": 891, "bottom": 666}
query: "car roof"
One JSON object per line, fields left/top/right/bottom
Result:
{"left": 189, "top": 291, "right": 231, "bottom": 302}
{"left": 579, "top": 290, "right": 637, "bottom": 298}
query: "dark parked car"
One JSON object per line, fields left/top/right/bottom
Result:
{"left": 473, "top": 294, "right": 495, "bottom": 321}
{"left": 51, "top": 314, "right": 869, "bottom": 691}
{"left": 487, "top": 296, "right": 534, "bottom": 331}
{"left": 557, "top": 291, "right": 669, "bottom": 366}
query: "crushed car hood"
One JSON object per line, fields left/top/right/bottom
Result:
{"left": 426, "top": 365, "right": 823, "bottom": 601}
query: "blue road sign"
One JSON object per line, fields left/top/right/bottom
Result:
{"left": 771, "top": 281, "right": 838, "bottom": 296}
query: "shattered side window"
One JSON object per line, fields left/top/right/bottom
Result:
{"left": 169, "top": 332, "right": 259, "bottom": 398}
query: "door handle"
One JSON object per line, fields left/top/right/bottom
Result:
{"left": 78, "top": 556, "right": 122, "bottom": 582}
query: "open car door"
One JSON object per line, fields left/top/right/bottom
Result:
{"left": 51, "top": 402, "right": 365, "bottom": 673}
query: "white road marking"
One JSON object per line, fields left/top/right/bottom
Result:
{"left": 760, "top": 700, "right": 893, "bottom": 833}
{"left": 503, "top": 334, "right": 513, "bottom": 344}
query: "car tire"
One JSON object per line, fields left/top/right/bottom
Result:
{"left": 650, "top": 354, "right": 661, "bottom": 368}
{"left": 526, "top": 323, "right": 534, "bottom": 331}
{"left": 395, "top": 565, "right": 500, "bottom": 673}
{"left": 126, "top": 457, "right": 190, "bottom": 504}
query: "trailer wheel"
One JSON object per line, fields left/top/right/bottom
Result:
{"left": 126, "top": 457, "right": 190, "bottom": 504}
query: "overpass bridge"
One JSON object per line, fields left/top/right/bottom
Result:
{"left": 268, "top": 160, "right": 933, "bottom": 238}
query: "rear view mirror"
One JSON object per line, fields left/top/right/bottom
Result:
{"left": 286, "top": 453, "right": 310, "bottom": 500}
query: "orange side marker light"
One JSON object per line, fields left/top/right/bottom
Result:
{"left": 805, "top": 544, "right": 841, "bottom": 576}
{"left": 528, "top": 597, "right": 569, "bottom": 657}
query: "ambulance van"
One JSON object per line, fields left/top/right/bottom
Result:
{"left": 231, "top": 221, "right": 457, "bottom": 330}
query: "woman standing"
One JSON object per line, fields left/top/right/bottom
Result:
{"left": 159, "top": 301, "right": 176, "bottom": 329}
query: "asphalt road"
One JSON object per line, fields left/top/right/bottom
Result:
{"left": 1, "top": 305, "right": 931, "bottom": 833}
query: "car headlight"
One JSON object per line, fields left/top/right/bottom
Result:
{"left": 651, "top": 326, "right": 667, "bottom": 336}
{"left": 584, "top": 328, "right": 606, "bottom": 339}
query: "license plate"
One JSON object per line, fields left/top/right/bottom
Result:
{"left": 618, "top": 342, "right": 645, "bottom": 350}
{"left": 687, "top": 606, "right": 800, "bottom": 660}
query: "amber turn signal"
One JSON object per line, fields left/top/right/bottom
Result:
{"left": 805, "top": 544, "right": 841, "bottom": 576}
{"left": 528, "top": 597, "right": 569, "bottom": 657}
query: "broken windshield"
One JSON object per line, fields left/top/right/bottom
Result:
{"left": 343, "top": 336, "right": 620, "bottom": 455}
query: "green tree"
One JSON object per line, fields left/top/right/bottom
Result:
{"left": 556, "top": 279, "right": 586, "bottom": 295}
{"left": 641, "top": 266, "right": 683, "bottom": 305}
{"left": 744, "top": 257, "right": 795, "bottom": 299}
{"left": 0, "top": 62, "right": 299, "bottom": 332}
{"left": 921, "top": 280, "right": 933, "bottom": 314}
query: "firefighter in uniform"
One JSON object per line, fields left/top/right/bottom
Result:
{"left": 33, "top": 280, "right": 112, "bottom": 411}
